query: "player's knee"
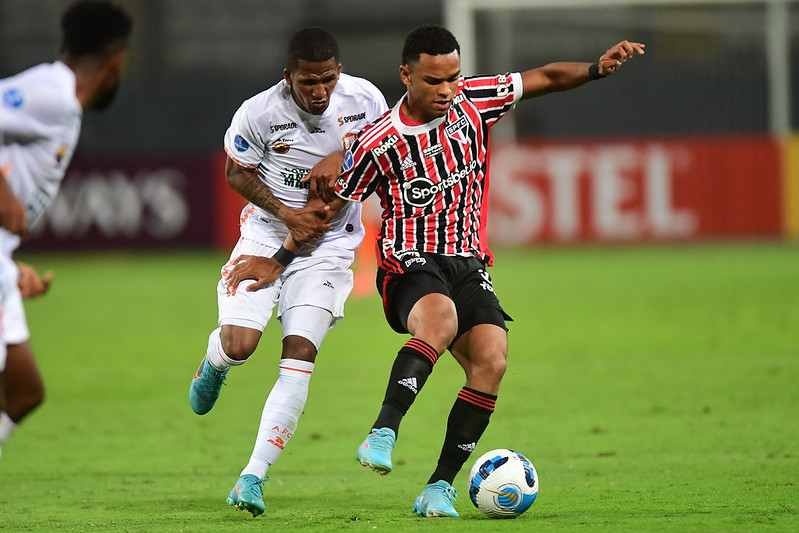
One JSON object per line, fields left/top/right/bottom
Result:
{"left": 219, "top": 331, "right": 259, "bottom": 360}
{"left": 281, "top": 335, "right": 317, "bottom": 362}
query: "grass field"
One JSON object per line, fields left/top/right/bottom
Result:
{"left": 1, "top": 242, "right": 797, "bottom": 532}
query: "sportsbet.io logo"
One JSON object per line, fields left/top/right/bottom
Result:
{"left": 402, "top": 160, "right": 477, "bottom": 207}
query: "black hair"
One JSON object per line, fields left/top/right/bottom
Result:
{"left": 60, "top": 0, "right": 133, "bottom": 56}
{"left": 286, "top": 28, "right": 340, "bottom": 69}
{"left": 401, "top": 24, "right": 460, "bottom": 65}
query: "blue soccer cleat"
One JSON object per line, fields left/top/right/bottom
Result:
{"left": 226, "top": 474, "right": 267, "bottom": 517}
{"left": 412, "top": 480, "right": 459, "bottom": 517}
{"left": 357, "top": 427, "right": 396, "bottom": 475}
{"left": 189, "top": 357, "right": 228, "bottom": 415}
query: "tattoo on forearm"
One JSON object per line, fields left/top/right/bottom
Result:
{"left": 238, "top": 173, "right": 283, "bottom": 215}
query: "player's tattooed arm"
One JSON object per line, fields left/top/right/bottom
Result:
{"left": 0, "top": 168, "right": 28, "bottom": 236}
{"left": 224, "top": 156, "right": 329, "bottom": 244}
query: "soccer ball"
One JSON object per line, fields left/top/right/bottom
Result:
{"left": 467, "top": 449, "right": 539, "bottom": 518}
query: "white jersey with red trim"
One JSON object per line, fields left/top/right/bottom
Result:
{"left": 0, "top": 61, "right": 81, "bottom": 288}
{"left": 335, "top": 72, "right": 522, "bottom": 268}
{"left": 223, "top": 72, "right": 387, "bottom": 250}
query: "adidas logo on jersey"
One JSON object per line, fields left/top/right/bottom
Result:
{"left": 323, "top": 280, "right": 335, "bottom": 289}
{"left": 398, "top": 377, "right": 418, "bottom": 394}
{"left": 399, "top": 156, "right": 415, "bottom": 171}
{"left": 458, "top": 442, "right": 476, "bottom": 453}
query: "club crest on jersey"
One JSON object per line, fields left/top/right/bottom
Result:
{"left": 234, "top": 134, "right": 250, "bottom": 152}
{"left": 272, "top": 142, "right": 290, "bottom": 154}
{"left": 401, "top": 160, "right": 477, "bottom": 207}
{"left": 342, "top": 132, "right": 358, "bottom": 151}
{"left": 372, "top": 134, "right": 399, "bottom": 157}
{"left": 2, "top": 88, "right": 24, "bottom": 109}
{"left": 445, "top": 116, "right": 469, "bottom": 145}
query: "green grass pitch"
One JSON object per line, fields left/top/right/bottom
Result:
{"left": 1, "top": 243, "right": 797, "bottom": 531}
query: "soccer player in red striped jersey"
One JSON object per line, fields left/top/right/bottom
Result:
{"left": 226, "top": 24, "right": 644, "bottom": 518}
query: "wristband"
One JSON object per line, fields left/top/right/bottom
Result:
{"left": 272, "top": 245, "right": 296, "bottom": 267}
{"left": 588, "top": 63, "right": 605, "bottom": 80}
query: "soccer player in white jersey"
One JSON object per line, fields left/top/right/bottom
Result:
{"left": 226, "top": 25, "right": 643, "bottom": 518}
{"left": 0, "top": 0, "right": 133, "bottom": 458}
{"left": 187, "top": 27, "right": 387, "bottom": 517}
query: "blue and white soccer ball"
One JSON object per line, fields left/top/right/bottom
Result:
{"left": 467, "top": 449, "right": 539, "bottom": 518}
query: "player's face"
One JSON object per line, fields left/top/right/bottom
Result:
{"left": 285, "top": 58, "right": 341, "bottom": 115}
{"left": 88, "top": 49, "right": 128, "bottom": 111}
{"left": 401, "top": 51, "right": 461, "bottom": 123}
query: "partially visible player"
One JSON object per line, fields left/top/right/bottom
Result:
{"left": 0, "top": 0, "right": 133, "bottom": 457}
{"left": 188, "top": 28, "right": 387, "bottom": 517}
{"left": 227, "top": 24, "right": 644, "bottom": 518}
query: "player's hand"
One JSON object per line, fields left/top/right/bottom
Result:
{"left": 16, "top": 262, "right": 53, "bottom": 298}
{"left": 284, "top": 203, "right": 331, "bottom": 247}
{"left": 598, "top": 41, "right": 645, "bottom": 77}
{"left": 0, "top": 170, "right": 28, "bottom": 237}
{"left": 224, "top": 254, "right": 283, "bottom": 295}
{"left": 302, "top": 151, "right": 345, "bottom": 204}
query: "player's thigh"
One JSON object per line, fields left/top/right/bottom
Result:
{"left": 217, "top": 238, "right": 282, "bottom": 332}
{"left": 277, "top": 250, "right": 354, "bottom": 326}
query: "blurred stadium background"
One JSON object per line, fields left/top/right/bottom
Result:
{"left": 1, "top": 0, "right": 798, "bottom": 254}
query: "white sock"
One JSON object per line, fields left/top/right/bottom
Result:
{"left": 0, "top": 411, "right": 17, "bottom": 444}
{"left": 206, "top": 327, "right": 245, "bottom": 370}
{"left": 241, "top": 359, "right": 314, "bottom": 479}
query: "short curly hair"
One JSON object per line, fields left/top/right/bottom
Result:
{"left": 60, "top": 0, "right": 133, "bottom": 56}
{"left": 287, "top": 27, "right": 340, "bottom": 69}
{"left": 401, "top": 24, "right": 460, "bottom": 65}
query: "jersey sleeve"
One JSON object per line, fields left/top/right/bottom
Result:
{"left": 223, "top": 101, "right": 264, "bottom": 169}
{"left": 460, "top": 72, "right": 523, "bottom": 128}
{"left": 335, "top": 135, "right": 381, "bottom": 203}
{"left": 1, "top": 84, "right": 67, "bottom": 142}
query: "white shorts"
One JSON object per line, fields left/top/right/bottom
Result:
{"left": 217, "top": 237, "right": 355, "bottom": 337}
{"left": 0, "top": 281, "right": 29, "bottom": 371}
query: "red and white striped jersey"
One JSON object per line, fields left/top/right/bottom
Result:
{"left": 335, "top": 72, "right": 522, "bottom": 269}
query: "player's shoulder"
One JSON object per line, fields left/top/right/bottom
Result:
{"left": 336, "top": 72, "right": 382, "bottom": 96}
{"left": 236, "top": 80, "right": 295, "bottom": 130}
{"left": 352, "top": 111, "right": 395, "bottom": 151}
{"left": 1, "top": 62, "right": 79, "bottom": 120}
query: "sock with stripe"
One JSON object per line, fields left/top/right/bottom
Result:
{"left": 428, "top": 387, "right": 497, "bottom": 485}
{"left": 241, "top": 358, "right": 314, "bottom": 479}
{"left": 206, "top": 327, "right": 246, "bottom": 371}
{"left": 372, "top": 338, "right": 440, "bottom": 437}
{"left": 0, "top": 411, "right": 17, "bottom": 445}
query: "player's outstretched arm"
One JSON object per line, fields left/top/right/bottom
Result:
{"left": 224, "top": 156, "right": 330, "bottom": 243}
{"left": 520, "top": 40, "right": 644, "bottom": 100}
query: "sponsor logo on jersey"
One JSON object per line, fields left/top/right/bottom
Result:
{"left": 423, "top": 143, "right": 444, "bottom": 159}
{"left": 233, "top": 134, "right": 250, "bottom": 152}
{"left": 272, "top": 142, "right": 290, "bottom": 154}
{"left": 453, "top": 93, "right": 466, "bottom": 105}
{"left": 2, "top": 88, "right": 24, "bottom": 109}
{"left": 338, "top": 112, "right": 366, "bottom": 126}
{"left": 399, "top": 156, "right": 415, "bottom": 171}
{"left": 270, "top": 121, "right": 298, "bottom": 133}
{"left": 497, "top": 74, "right": 510, "bottom": 98}
{"left": 404, "top": 257, "right": 427, "bottom": 267}
{"left": 309, "top": 127, "right": 326, "bottom": 134}
{"left": 281, "top": 167, "right": 309, "bottom": 189}
{"left": 401, "top": 160, "right": 477, "bottom": 207}
{"left": 372, "top": 134, "right": 399, "bottom": 157}
{"left": 478, "top": 269, "right": 495, "bottom": 293}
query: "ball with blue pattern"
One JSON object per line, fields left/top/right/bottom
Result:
{"left": 467, "top": 448, "right": 538, "bottom": 518}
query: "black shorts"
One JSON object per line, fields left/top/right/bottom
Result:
{"left": 377, "top": 251, "right": 512, "bottom": 343}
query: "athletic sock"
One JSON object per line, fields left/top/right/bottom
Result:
{"left": 241, "top": 358, "right": 314, "bottom": 479}
{"left": 428, "top": 387, "right": 497, "bottom": 485}
{"left": 372, "top": 338, "right": 440, "bottom": 436}
{"left": 0, "top": 411, "right": 17, "bottom": 444}
{"left": 206, "top": 327, "right": 245, "bottom": 370}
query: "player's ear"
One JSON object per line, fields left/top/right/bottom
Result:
{"left": 399, "top": 64, "right": 411, "bottom": 87}
{"left": 283, "top": 68, "right": 292, "bottom": 86}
